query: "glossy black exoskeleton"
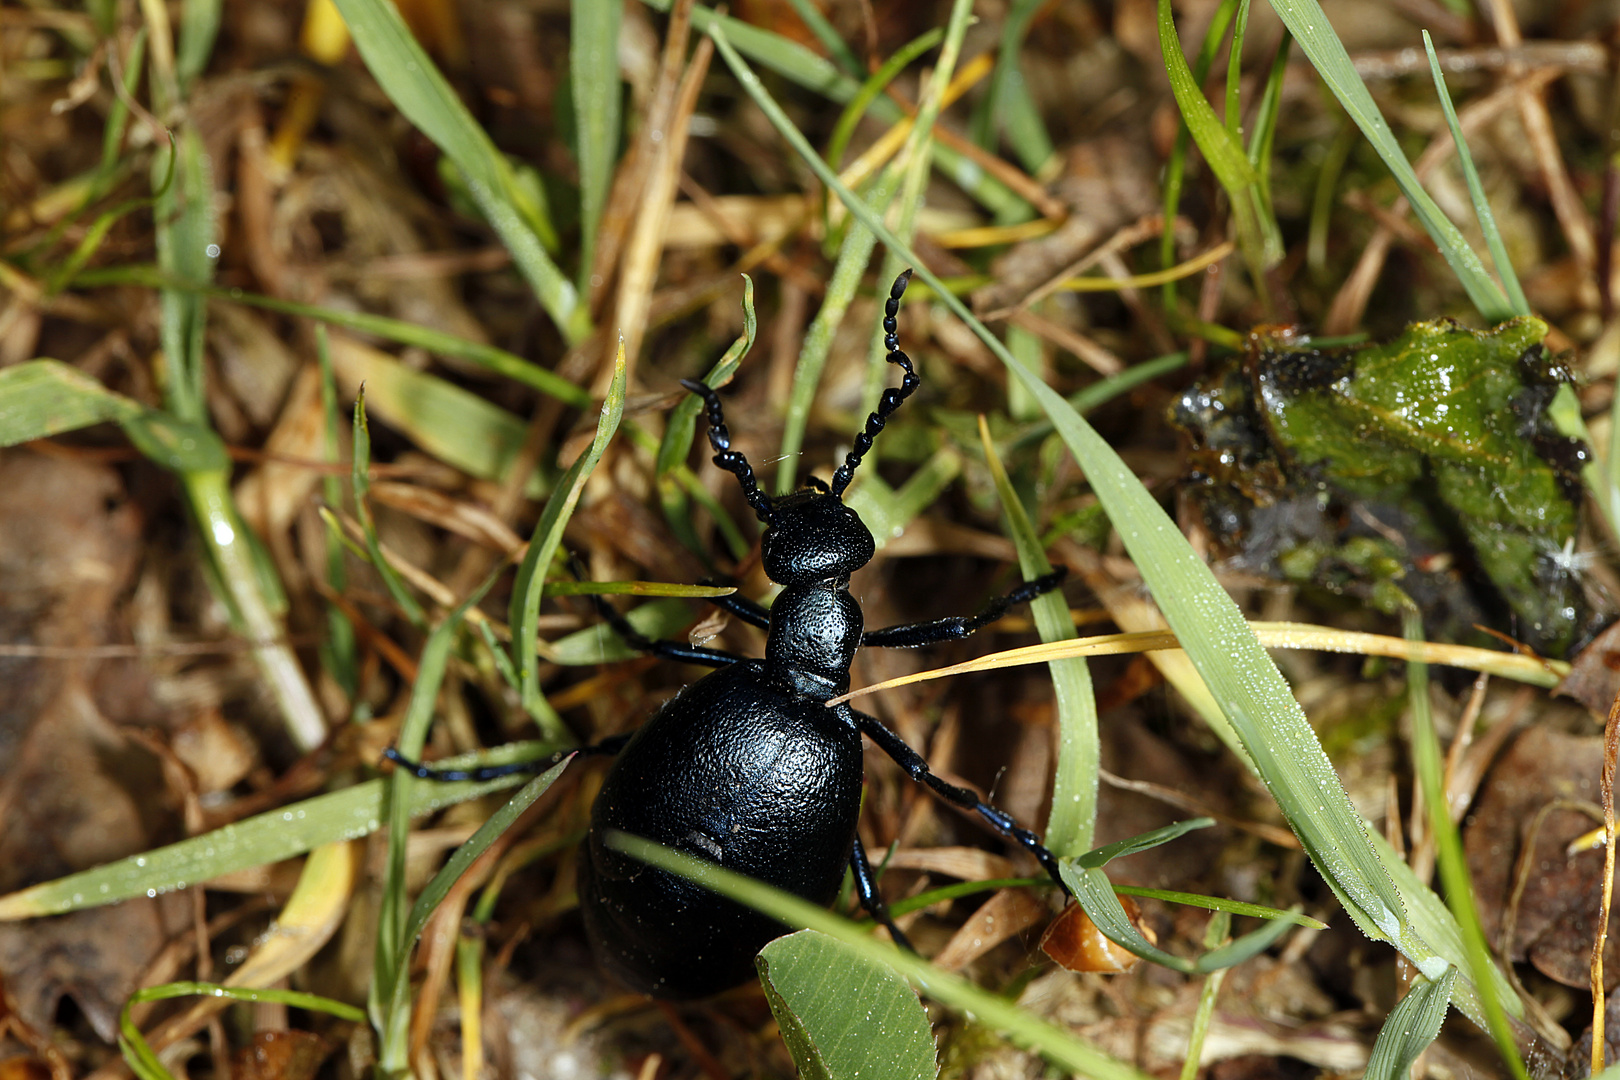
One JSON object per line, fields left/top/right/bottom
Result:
{"left": 389, "top": 270, "right": 1071, "bottom": 998}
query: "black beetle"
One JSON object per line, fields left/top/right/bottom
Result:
{"left": 390, "top": 270, "right": 1071, "bottom": 998}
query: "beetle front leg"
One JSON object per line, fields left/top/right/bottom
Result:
{"left": 853, "top": 710, "right": 1071, "bottom": 894}
{"left": 861, "top": 568, "right": 1067, "bottom": 648}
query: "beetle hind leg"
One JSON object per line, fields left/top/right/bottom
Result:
{"left": 850, "top": 836, "right": 915, "bottom": 952}
{"left": 853, "top": 710, "right": 1071, "bottom": 894}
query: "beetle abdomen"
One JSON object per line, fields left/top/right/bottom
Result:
{"left": 579, "top": 662, "right": 863, "bottom": 998}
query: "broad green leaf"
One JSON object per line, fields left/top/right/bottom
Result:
{"left": 758, "top": 930, "right": 937, "bottom": 1080}
{"left": 328, "top": 0, "right": 588, "bottom": 342}
{"left": 1363, "top": 969, "right": 1457, "bottom": 1080}
{"left": 611, "top": 833, "right": 1152, "bottom": 1080}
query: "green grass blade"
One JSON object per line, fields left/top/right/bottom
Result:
{"left": 571, "top": 0, "right": 620, "bottom": 293}
{"left": 1404, "top": 616, "right": 1529, "bottom": 1078}
{"left": 824, "top": 30, "right": 942, "bottom": 173}
{"left": 1267, "top": 0, "right": 1512, "bottom": 320}
{"left": 329, "top": 0, "right": 589, "bottom": 342}
{"left": 980, "top": 421, "right": 1096, "bottom": 855}
{"left": 122, "top": 982, "right": 365, "bottom": 1080}
{"left": 1078, "top": 818, "right": 1215, "bottom": 869}
{"left": 351, "top": 391, "right": 426, "bottom": 626}
{"left": 1158, "top": 0, "right": 1270, "bottom": 284}
{"left": 612, "top": 833, "right": 1154, "bottom": 1080}
{"left": 705, "top": 21, "right": 1512, "bottom": 1025}
{"left": 783, "top": 0, "right": 860, "bottom": 75}
{"left": 0, "top": 744, "right": 549, "bottom": 920}
{"left": 69, "top": 268, "right": 593, "bottom": 408}
{"left": 511, "top": 342, "right": 627, "bottom": 731}
{"left": 379, "top": 759, "right": 569, "bottom": 1072}
{"left": 973, "top": 0, "right": 1055, "bottom": 173}
{"left": 374, "top": 570, "right": 506, "bottom": 1058}
{"left": 1422, "top": 31, "right": 1530, "bottom": 316}
{"left": 1363, "top": 969, "right": 1457, "bottom": 1080}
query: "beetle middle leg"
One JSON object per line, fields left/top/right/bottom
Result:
{"left": 861, "top": 567, "right": 1068, "bottom": 648}
{"left": 852, "top": 709, "right": 1070, "bottom": 891}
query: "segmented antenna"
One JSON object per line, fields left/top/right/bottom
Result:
{"left": 829, "top": 269, "right": 919, "bottom": 497}
{"left": 681, "top": 378, "right": 774, "bottom": 524}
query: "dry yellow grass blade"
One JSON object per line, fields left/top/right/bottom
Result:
{"left": 827, "top": 620, "right": 1566, "bottom": 707}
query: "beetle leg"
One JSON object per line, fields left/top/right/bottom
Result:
{"left": 860, "top": 568, "right": 1067, "bottom": 648}
{"left": 853, "top": 710, "right": 1071, "bottom": 895}
{"left": 850, "top": 836, "right": 915, "bottom": 952}
{"left": 698, "top": 578, "right": 772, "bottom": 630}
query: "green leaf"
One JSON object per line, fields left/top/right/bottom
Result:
{"left": 1193, "top": 911, "right": 1296, "bottom": 972}
{"left": 352, "top": 390, "right": 425, "bottom": 626}
{"left": 328, "top": 0, "right": 588, "bottom": 342}
{"left": 758, "top": 930, "right": 937, "bottom": 1080}
{"left": 1363, "top": 969, "right": 1457, "bottom": 1080}
{"left": 1266, "top": 0, "right": 1512, "bottom": 321}
{"left": 122, "top": 982, "right": 365, "bottom": 1080}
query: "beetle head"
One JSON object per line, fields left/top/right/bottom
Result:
{"left": 761, "top": 489, "right": 875, "bottom": 585}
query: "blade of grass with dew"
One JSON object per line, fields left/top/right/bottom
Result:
{"left": 1423, "top": 31, "right": 1530, "bottom": 315}
{"left": 70, "top": 268, "right": 592, "bottom": 408}
{"left": 328, "top": 0, "right": 588, "bottom": 342}
{"left": 1266, "top": 0, "right": 1512, "bottom": 321}
{"left": 121, "top": 983, "right": 366, "bottom": 1080}
{"left": 0, "top": 743, "right": 551, "bottom": 920}
{"left": 979, "top": 417, "right": 1096, "bottom": 855}
{"left": 1363, "top": 968, "right": 1458, "bottom": 1080}
{"left": 372, "top": 567, "right": 509, "bottom": 1053}
{"left": 511, "top": 341, "right": 626, "bottom": 734}
{"left": 1404, "top": 614, "right": 1529, "bottom": 1078}
{"left": 571, "top": 0, "right": 620, "bottom": 295}
{"left": 351, "top": 390, "right": 425, "bottom": 627}
{"left": 612, "top": 833, "right": 1154, "bottom": 1080}
{"left": 378, "top": 759, "right": 570, "bottom": 1072}
{"left": 703, "top": 20, "right": 1514, "bottom": 1024}
{"left": 1159, "top": 0, "right": 1273, "bottom": 288}
{"left": 1113, "top": 886, "right": 1325, "bottom": 928}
